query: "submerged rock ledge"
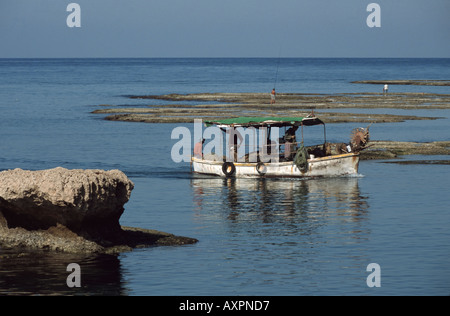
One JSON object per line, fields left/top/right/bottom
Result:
{"left": 360, "top": 141, "right": 450, "bottom": 160}
{"left": 0, "top": 168, "right": 197, "bottom": 254}
{"left": 0, "top": 224, "right": 198, "bottom": 254}
{"left": 352, "top": 80, "right": 450, "bottom": 86}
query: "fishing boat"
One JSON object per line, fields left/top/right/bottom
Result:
{"left": 191, "top": 115, "right": 369, "bottom": 178}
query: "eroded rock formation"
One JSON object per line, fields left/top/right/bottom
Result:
{"left": 0, "top": 167, "right": 197, "bottom": 253}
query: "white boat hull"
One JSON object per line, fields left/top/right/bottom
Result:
{"left": 192, "top": 153, "right": 360, "bottom": 178}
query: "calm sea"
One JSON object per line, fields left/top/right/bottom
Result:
{"left": 0, "top": 58, "right": 449, "bottom": 296}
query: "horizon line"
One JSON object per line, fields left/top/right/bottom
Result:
{"left": 1, "top": 56, "right": 449, "bottom": 59}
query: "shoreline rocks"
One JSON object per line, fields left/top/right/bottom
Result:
{"left": 0, "top": 168, "right": 133, "bottom": 239}
{"left": 0, "top": 167, "right": 197, "bottom": 254}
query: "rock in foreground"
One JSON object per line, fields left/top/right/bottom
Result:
{"left": 0, "top": 167, "right": 197, "bottom": 253}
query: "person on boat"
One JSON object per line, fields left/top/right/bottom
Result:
{"left": 270, "top": 88, "right": 276, "bottom": 104}
{"left": 194, "top": 138, "right": 205, "bottom": 159}
{"left": 283, "top": 126, "right": 298, "bottom": 160}
{"left": 227, "top": 128, "right": 243, "bottom": 162}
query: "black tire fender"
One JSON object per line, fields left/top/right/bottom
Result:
{"left": 256, "top": 162, "right": 267, "bottom": 175}
{"left": 222, "top": 162, "right": 236, "bottom": 177}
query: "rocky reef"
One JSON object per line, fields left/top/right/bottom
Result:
{"left": 92, "top": 91, "right": 449, "bottom": 124}
{"left": 360, "top": 141, "right": 450, "bottom": 160}
{"left": 92, "top": 91, "right": 450, "bottom": 162}
{"left": 352, "top": 80, "right": 450, "bottom": 86}
{"left": 0, "top": 167, "right": 197, "bottom": 254}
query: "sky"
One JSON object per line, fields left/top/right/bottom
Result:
{"left": 0, "top": 0, "right": 449, "bottom": 58}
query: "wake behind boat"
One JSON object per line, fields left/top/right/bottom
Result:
{"left": 191, "top": 115, "right": 370, "bottom": 178}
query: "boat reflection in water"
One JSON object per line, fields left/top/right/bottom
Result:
{"left": 191, "top": 175, "right": 372, "bottom": 295}
{"left": 191, "top": 175, "right": 369, "bottom": 237}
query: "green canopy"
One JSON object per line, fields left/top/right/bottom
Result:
{"left": 205, "top": 116, "right": 324, "bottom": 127}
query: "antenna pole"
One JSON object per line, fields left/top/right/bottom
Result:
{"left": 273, "top": 46, "right": 282, "bottom": 90}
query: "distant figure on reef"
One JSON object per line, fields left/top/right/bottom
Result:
{"left": 383, "top": 84, "right": 389, "bottom": 94}
{"left": 194, "top": 139, "right": 205, "bottom": 159}
{"left": 271, "top": 88, "right": 276, "bottom": 104}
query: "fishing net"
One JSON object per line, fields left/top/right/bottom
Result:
{"left": 294, "top": 145, "right": 309, "bottom": 172}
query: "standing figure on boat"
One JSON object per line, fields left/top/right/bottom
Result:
{"left": 227, "top": 127, "right": 243, "bottom": 162}
{"left": 283, "top": 126, "right": 298, "bottom": 160}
